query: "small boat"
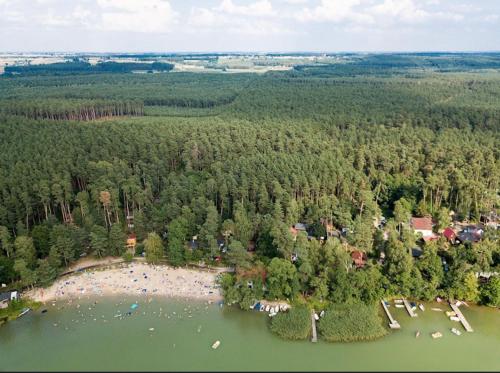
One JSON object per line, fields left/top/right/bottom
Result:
{"left": 431, "top": 332, "right": 443, "bottom": 339}
{"left": 419, "top": 304, "right": 425, "bottom": 311}
{"left": 18, "top": 308, "right": 30, "bottom": 318}
{"left": 394, "top": 299, "right": 403, "bottom": 304}
{"left": 445, "top": 311, "right": 457, "bottom": 317}
{"left": 320, "top": 310, "right": 325, "bottom": 318}
{"left": 451, "top": 328, "right": 462, "bottom": 336}
{"left": 259, "top": 305, "right": 265, "bottom": 312}
{"left": 395, "top": 304, "right": 405, "bottom": 308}
{"left": 149, "top": 328, "right": 155, "bottom": 331}
{"left": 270, "top": 307, "right": 275, "bottom": 314}
{"left": 41, "top": 309, "right": 48, "bottom": 314}
{"left": 314, "top": 313, "right": 319, "bottom": 321}
{"left": 254, "top": 302, "right": 261, "bottom": 311}
{"left": 130, "top": 303, "right": 139, "bottom": 310}
{"left": 415, "top": 331, "right": 420, "bottom": 338}
{"left": 436, "top": 297, "right": 442, "bottom": 303}
{"left": 265, "top": 305, "right": 270, "bottom": 312}
{"left": 450, "top": 316, "right": 460, "bottom": 322}
{"left": 431, "top": 308, "right": 443, "bottom": 312}
{"left": 410, "top": 302, "right": 417, "bottom": 308}
{"left": 211, "top": 340, "right": 221, "bottom": 349}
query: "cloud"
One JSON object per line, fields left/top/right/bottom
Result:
{"left": 296, "top": 0, "right": 374, "bottom": 24}
{"left": 369, "top": 0, "right": 463, "bottom": 23}
{"left": 97, "top": 0, "right": 178, "bottom": 33}
{"left": 188, "top": 0, "right": 294, "bottom": 36}
{"left": 294, "top": 0, "right": 463, "bottom": 25}
{"left": 217, "top": 0, "right": 275, "bottom": 17}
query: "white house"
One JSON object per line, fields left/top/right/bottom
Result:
{"left": 410, "top": 217, "right": 436, "bottom": 241}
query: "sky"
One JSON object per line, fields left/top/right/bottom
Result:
{"left": 0, "top": 0, "right": 499, "bottom": 52}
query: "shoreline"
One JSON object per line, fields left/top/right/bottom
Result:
{"left": 25, "top": 262, "right": 223, "bottom": 303}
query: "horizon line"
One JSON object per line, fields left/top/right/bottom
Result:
{"left": 2, "top": 50, "right": 500, "bottom": 55}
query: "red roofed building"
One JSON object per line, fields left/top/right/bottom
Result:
{"left": 442, "top": 227, "right": 457, "bottom": 242}
{"left": 410, "top": 217, "right": 435, "bottom": 240}
{"left": 351, "top": 250, "right": 367, "bottom": 269}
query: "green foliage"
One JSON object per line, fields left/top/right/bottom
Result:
{"left": 0, "top": 57, "right": 498, "bottom": 302}
{"left": 14, "top": 236, "right": 36, "bottom": 268}
{"left": 0, "top": 255, "right": 16, "bottom": 284}
{"left": 266, "top": 258, "right": 299, "bottom": 300}
{"left": 226, "top": 240, "right": 251, "bottom": 269}
{"left": 122, "top": 252, "right": 134, "bottom": 263}
{"left": 269, "top": 306, "right": 311, "bottom": 340}
{"left": 108, "top": 224, "right": 126, "bottom": 256}
{"left": 318, "top": 302, "right": 387, "bottom": 342}
{"left": 144, "top": 232, "right": 164, "bottom": 264}
{"left": 90, "top": 225, "right": 108, "bottom": 258}
{"left": 480, "top": 277, "right": 500, "bottom": 307}
{"left": 167, "top": 217, "right": 188, "bottom": 267}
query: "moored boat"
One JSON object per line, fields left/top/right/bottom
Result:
{"left": 415, "top": 331, "right": 420, "bottom": 338}
{"left": 451, "top": 328, "right": 462, "bottom": 336}
{"left": 450, "top": 316, "right": 460, "bottom": 322}
{"left": 211, "top": 340, "right": 221, "bottom": 349}
{"left": 18, "top": 308, "right": 30, "bottom": 318}
{"left": 431, "top": 332, "right": 443, "bottom": 339}
{"left": 419, "top": 304, "right": 425, "bottom": 311}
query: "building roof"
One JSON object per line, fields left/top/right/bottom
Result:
{"left": 411, "top": 217, "right": 433, "bottom": 231}
{"left": 443, "top": 227, "right": 456, "bottom": 240}
{"left": 351, "top": 250, "right": 367, "bottom": 267}
{"left": 411, "top": 247, "right": 423, "bottom": 258}
{"left": 294, "top": 223, "right": 307, "bottom": 231}
{"left": 0, "top": 291, "right": 16, "bottom": 302}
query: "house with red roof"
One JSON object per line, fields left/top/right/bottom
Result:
{"left": 410, "top": 217, "right": 437, "bottom": 241}
{"left": 442, "top": 227, "right": 457, "bottom": 243}
{"left": 351, "top": 250, "right": 367, "bottom": 269}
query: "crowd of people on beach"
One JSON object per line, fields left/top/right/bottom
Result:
{"left": 35, "top": 262, "right": 222, "bottom": 302}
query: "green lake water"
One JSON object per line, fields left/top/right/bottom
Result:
{"left": 0, "top": 296, "right": 498, "bottom": 371}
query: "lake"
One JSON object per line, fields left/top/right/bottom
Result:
{"left": 0, "top": 296, "right": 498, "bottom": 371}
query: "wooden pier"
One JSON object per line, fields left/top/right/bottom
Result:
{"left": 381, "top": 300, "right": 400, "bottom": 329}
{"left": 449, "top": 302, "right": 473, "bottom": 332}
{"left": 311, "top": 310, "right": 318, "bottom": 342}
{"left": 403, "top": 298, "right": 418, "bottom": 317}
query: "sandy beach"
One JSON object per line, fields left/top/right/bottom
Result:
{"left": 27, "top": 262, "right": 223, "bottom": 303}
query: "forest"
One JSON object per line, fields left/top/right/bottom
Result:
{"left": 0, "top": 54, "right": 499, "bottom": 311}
{"left": 4, "top": 61, "right": 174, "bottom": 76}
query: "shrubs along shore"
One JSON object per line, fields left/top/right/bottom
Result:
{"left": 269, "top": 302, "right": 387, "bottom": 343}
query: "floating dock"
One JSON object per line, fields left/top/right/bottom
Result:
{"left": 381, "top": 300, "right": 400, "bottom": 329}
{"left": 311, "top": 310, "right": 318, "bottom": 342}
{"left": 403, "top": 298, "right": 418, "bottom": 317}
{"left": 449, "top": 302, "right": 473, "bottom": 332}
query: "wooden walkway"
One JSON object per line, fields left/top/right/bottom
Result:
{"left": 311, "top": 310, "right": 318, "bottom": 342}
{"left": 450, "top": 302, "right": 473, "bottom": 332}
{"left": 403, "top": 298, "right": 418, "bottom": 317}
{"left": 381, "top": 300, "right": 400, "bottom": 329}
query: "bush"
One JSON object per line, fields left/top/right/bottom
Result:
{"left": 134, "top": 243, "right": 144, "bottom": 256}
{"left": 318, "top": 302, "right": 387, "bottom": 342}
{"left": 122, "top": 252, "right": 134, "bottom": 262}
{"left": 269, "top": 305, "right": 310, "bottom": 340}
